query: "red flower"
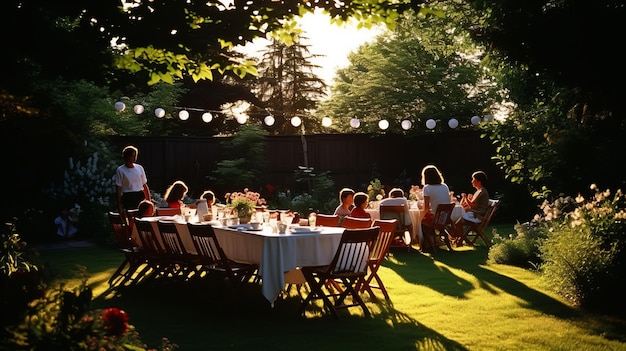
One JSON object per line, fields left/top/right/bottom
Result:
{"left": 102, "top": 307, "right": 129, "bottom": 336}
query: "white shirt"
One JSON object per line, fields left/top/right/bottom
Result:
{"left": 115, "top": 164, "right": 147, "bottom": 193}
{"left": 423, "top": 183, "right": 451, "bottom": 214}
{"left": 379, "top": 197, "right": 412, "bottom": 225}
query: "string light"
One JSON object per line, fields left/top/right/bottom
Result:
{"left": 202, "top": 112, "right": 213, "bottom": 123}
{"left": 448, "top": 118, "right": 459, "bottom": 129}
{"left": 133, "top": 104, "right": 144, "bottom": 114}
{"left": 155, "top": 108, "right": 166, "bottom": 118}
{"left": 401, "top": 119, "right": 412, "bottom": 130}
{"left": 264, "top": 115, "right": 275, "bottom": 126}
{"left": 426, "top": 119, "right": 436, "bottom": 129}
{"left": 322, "top": 116, "right": 332, "bottom": 127}
{"left": 378, "top": 119, "right": 389, "bottom": 130}
{"left": 114, "top": 101, "right": 125, "bottom": 112}
{"left": 350, "top": 118, "right": 360, "bottom": 128}
{"left": 291, "top": 116, "right": 302, "bottom": 127}
{"left": 471, "top": 115, "right": 481, "bottom": 125}
{"left": 178, "top": 110, "right": 189, "bottom": 121}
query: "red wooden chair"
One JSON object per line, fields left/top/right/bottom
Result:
{"left": 341, "top": 216, "right": 372, "bottom": 229}
{"left": 357, "top": 219, "right": 397, "bottom": 300}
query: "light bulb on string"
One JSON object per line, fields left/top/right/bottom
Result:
{"left": 426, "top": 119, "right": 436, "bottom": 129}
{"left": 178, "top": 110, "right": 189, "bottom": 121}
{"left": 236, "top": 114, "right": 247, "bottom": 124}
{"left": 291, "top": 116, "right": 302, "bottom": 127}
{"left": 378, "top": 119, "right": 389, "bottom": 130}
{"left": 155, "top": 108, "right": 166, "bottom": 118}
{"left": 448, "top": 118, "right": 459, "bottom": 129}
{"left": 471, "top": 115, "right": 481, "bottom": 125}
{"left": 322, "top": 116, "right": 332, "bottom": 127}
{"left": 133, "top": 104, "right": 144, "bottom": 114}
{"left": 114, "top": 101, "right": 125, "bottom": 112}
{"left": 202, "top": 112, "right": 213, "bottom": 123}
{"left": 264, "top": 115, "right": 275, "bottom": 126}
{"left": 350, "top": 118, "right": 360, "bottom": 128}
{"left": 401, "top": 119, "right": 412, "bottom": 130}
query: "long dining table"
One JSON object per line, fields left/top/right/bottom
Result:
{"left": 131, "top": 216, "right": 345, "bottom": 305}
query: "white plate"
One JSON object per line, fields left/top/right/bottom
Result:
{"left": 291, "top": 226, "right": 316, "bottom": 232}
{"left": 290, "top": 228, "right": 322, "bottom": 234}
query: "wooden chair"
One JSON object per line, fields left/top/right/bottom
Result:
{"left": 156, "top": 207, "right": 181, "bottom": 216}
{"left": 461, "top": 199, "right": 500, "bottom": 248}
{"left": 357, "top": 219, "right": 397, "bottom": 300}
{"left": 134, "top": 218, "right": 171, "bottom": 280}
{"left": 156, "top": 220, "right": 198, "bottom": 280}
{"left": 300, "top": 227, "right": 380, "bottom": 319}
{"left": 187, "top": 222, "right": 258, "bottom": 286}
{"left": 315, "top": 213, "right": 340, "bottom": 227}
{"left": 107, "top": 212, "right": 145, "bottom": 287}
{"left": 421, "top": 203, "right": 456, "bottom": 251}
{"left": 379, "top": 204, "right": 411, "bottom": 252}
{"left": 341, "top": 216, "right": 372, "bottom": 229}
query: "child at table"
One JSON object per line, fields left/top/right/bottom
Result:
{"left": 349, "top": 192, "right": 371, "bottom": 219}
{"left": 333, "top": 187, "right": 355, "bottom": 219}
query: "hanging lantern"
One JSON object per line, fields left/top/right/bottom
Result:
{"left": 401, "top": 119, "right": 412, "bottom": 130}
{"left": 350, "top": 118, "right": 360, "bottom": 128}
{"left": 236, "top": 114, "right": 247, "bottom": 124}
{"left": 378, "top": 119, "right": 389, "bottom": 130}
{"left": 448, "top": 118, "right": 459, "bottom": 129}
{"left": 178, "top": 110, "right": 189, "bottom": 121}
{"left": 426, "top": 119, "right": 436, "bottom": 129}
{"left": 133, "top": 104, "right": 144, "bottom": 114}
{"left": 155, "top": 108, "right": 166, "bottom": 118}
{"left": 291, "top": 116, "right": 302, "bottom": 127}
{"left": 322, "top": 116, "right": 332, "bottom": 127}
{"left": 264, "top": 115, "right": 275, "bottom": 126}
{"left": 471, "top": 115, "right": 481, "bottom": 125}
{"left": 483, "top": 114, "right": 493, "bottom": 122}
{"left": 114, "top": 101, "right": 125, "bottom": 112}
{"left": 202, "top": 112, "right": 213, "bottom": 123}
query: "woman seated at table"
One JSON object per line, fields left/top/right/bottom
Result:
{"left": 459, "top": 170, "right": 490, "bottom": 222}
{"left": 349, "top": 192, "right": 371, "bottom": 219}
{"left": 164, "top": 180, "right": 189, "bottom": 208}
{"left": 420, "top": 165, "right": 452, "bottom": 251}
{"left": 333, "top": 187, "right": 355, "bottom": 219}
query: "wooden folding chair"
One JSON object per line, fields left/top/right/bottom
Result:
{"left": 134, "top": 218, "right": 171, "bottom": 280}
{"left": 421, "top": 203, "right": 456, "bottom": 251}
{"left": 341, "top": 216, "right": 372, "bottom": 229}
{"left": 357, "top": 219, "right": 397, "bottom": 300}
{"left": 156, "top": 207, "right": 181, "bottom": 216}
{"left": 300, "top": 227, "right": 380, "bottom": 319}
{"left": 187, "top": 223, "right": 258, "bottom": 286}
{"left": 107, "top": 212, "right": 145, "bottom": 288}
{"left": 316, "top": 213, "right": 340, "bottom": 227}
{"left": 156, "top": 220, "right": 198, "bottom": 280}
{"left": 462, "top": 199, "right": 500, "bottom": 248}
{"left": 380, "top": 204, "right": 412, "bottom": 252}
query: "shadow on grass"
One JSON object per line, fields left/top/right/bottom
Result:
{"left": 94, "top": 275, "right": 469, "bottom": 351}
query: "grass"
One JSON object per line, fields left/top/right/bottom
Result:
{"left": 36, "top": 225, "right": 626, "bottom": 351}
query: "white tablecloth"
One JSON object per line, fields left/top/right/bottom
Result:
{"left": 133, "top": 217, "right": 345, "bottom": 305}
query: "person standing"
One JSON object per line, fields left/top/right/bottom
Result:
{"left": 115, "top": 145, "right": 151, "bottom": 220}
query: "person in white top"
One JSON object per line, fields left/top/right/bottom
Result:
{"left": 379, "top": 188, "right": 412, "bottom": 226}
{"left": 115, "top": 145, "right": 151, "bottom": 220}
{"left": 421, "top": 165, "right": 451, "bottom": 219}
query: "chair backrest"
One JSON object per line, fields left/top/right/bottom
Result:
{"left": 330, "top": 227, "right": 380, "bottom": 275}
{"left": 156, "top": 207, "right": 181, "bottom": 216}
{"left": 432, "top": 203, "right": 456, "bottom": 230}
{"left": 370, "top": 219, "right": 397, "bottom": 262}
{"left": 316, "top": 213, "right": 340, "bottom": 227}
{"left": 341, "top": 216, "right": 372, "bottom": 229}
{"left": 134, "top": 218, "right": 165, "bottom": 257}
{"left": 477, "top": 199, "right": 500, "bottom": 230}
{"left": 379, "top": 205, "right": 408, "bottom": 233}
{"left": 156, "top": 220, "right": 188, "bottom": 258}
{"left": 108, "top": 212, "right": 134, "bottom": 250}
{"left": 186, "top": 222, "right": 227, "bottom": 265}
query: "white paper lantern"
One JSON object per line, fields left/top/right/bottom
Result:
{"left": 291, "top": 116, "right": 302, "bottom": 127}
{"left": 350, "top": 118, "right": 360, "bottom": 128}
{"left": 154, "top": 108, "right": 166, "bottom": 118}
{"left": 264, "top": 115, "right": 275, "bottom": 126}
{"left": 114, "top": 101, "right": 125, "bottom": 112}
{"left": 483, "top": 114, "right": 493, "bottom": 122}
{"left": 322, "top": 116, "right": 332, "bottom": 127}
{"left": 133, "top": 104, "right": 144, "bottom": 114}
{"left": 401, "top": 119, "right": 412, "bottom": 130}
{"left": 378, "top": 119, "right": 389, "bottom": 130}
{"left": 471, "top": 115, "right": 481, "bottom": 125}
{"left": 448, "top": 118, "right": 459, "bottom": 129}
{"left": 202, "top": 112, "right": 213, "bottom": 123}
{"left": 426, "top": 119, "right": 436, "bottom": 129}
{"left": 236, "top": 114, "right": 247, "bottom": 124}
{"left": 178, "top": 110, "right": 189, "bottom": 121}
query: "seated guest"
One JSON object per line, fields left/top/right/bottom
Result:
{"left": 200, "top": 190, "right": 217, "bottom": 208}
{"left": 136, "top": 199, "right": 156, "bottom": 219}
{"left": 379, "top": 188, "right": 412, "bottom": 227}
{"left": 349, "top": 192, "right": 371, "bottom": 219}
{"left": 333, "top": 187, "right": 355, "bottom": 219}
{"left": 163, "top": 180, "right": 189, "bottom": 208}
{"left": 460, "top": 171, "right": 490, "bottom": 218}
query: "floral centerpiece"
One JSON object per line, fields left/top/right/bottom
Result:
{"left": 225, "top": 189, "right": 266, "bottom": 223}
{"left": 367, "top": 179, "right": 385, "bottom": 201}
{"left": 409, "top": 185, "right": 423, "bottom": 201}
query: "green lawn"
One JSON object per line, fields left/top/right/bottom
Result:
{"left": 38, "top": 229, "right": 626, "bottom": 351}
